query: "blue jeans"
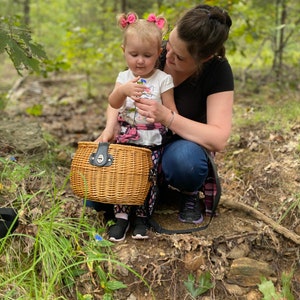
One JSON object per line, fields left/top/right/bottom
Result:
{"left": 161, "top": 140, "right": 208, "bottom": 192}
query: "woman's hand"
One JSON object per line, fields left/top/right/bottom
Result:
{"left": 134, "top": 97, "right": 170, "bottom": 125}
{"left": 135, "top": 91, "right": 234, "bottom": 152}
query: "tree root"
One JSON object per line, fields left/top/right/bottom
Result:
{"left": 221, "top": 198, "right": 300, "bottom": 245}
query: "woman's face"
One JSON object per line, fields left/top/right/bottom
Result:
{"left": 165, "top": 27, "right": 197, "bottom": 74}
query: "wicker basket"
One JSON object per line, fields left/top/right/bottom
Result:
{"left": 70, "top": 142, "right": 153, "bottom": 205}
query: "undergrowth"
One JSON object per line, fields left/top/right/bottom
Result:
{"left": 1, "top": 74, "right": 299, "bottom": 299}
{"left": 0, "top": 155, "right": 152, "bottom": 299}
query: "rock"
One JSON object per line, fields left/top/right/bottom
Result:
{"left": 227, "top": 257, "right": 274, "bottom": 287}
{"left": 0, "top": 120, "right": 48, "bottom": 156}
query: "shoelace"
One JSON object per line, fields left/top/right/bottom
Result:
{"left": 184, "top": 195, "right": 198, "bottom": 210}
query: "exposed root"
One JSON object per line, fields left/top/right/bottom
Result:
{"left": 222, "top": 198, "right": 300, "bottom": 245}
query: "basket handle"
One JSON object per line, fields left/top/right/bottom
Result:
{"left": 89, "top": 142, "right": 114, "bottom": 167}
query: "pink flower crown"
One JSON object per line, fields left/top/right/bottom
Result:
{"left": 119, "top": 12, "right": 166, "bottom": 30}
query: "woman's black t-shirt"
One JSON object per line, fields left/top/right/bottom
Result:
{"left": 158, "top": 48, "right": 234, "bottom": 124}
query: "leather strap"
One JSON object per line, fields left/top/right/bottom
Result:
{"left": 89, "top": 142, "right": 114, "bottom": 167}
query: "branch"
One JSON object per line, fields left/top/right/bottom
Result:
{"left": 221, "top": 198, "right": 300, "bottom": 245}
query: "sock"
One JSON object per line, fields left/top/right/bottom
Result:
{"left": 115, "top": 213, "right": 128, "bottom": 220}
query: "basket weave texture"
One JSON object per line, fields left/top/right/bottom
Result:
{"left": 70, "top": 142, "right": 153, "bottom": 205}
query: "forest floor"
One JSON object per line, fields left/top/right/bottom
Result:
{"left": 2, "top": 73, "right": 300, "bottom": 299}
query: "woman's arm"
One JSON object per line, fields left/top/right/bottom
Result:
{"left": 161, "top": 88, "right": 178, "bottom": 114}
{"left": 169, "top": 91, "right": 233, "bottom": 152}
{"left": 135, "top": 90, "right": 233, "bottom": 152}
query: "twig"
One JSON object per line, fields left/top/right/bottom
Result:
{"left": 221, "top": 198, "right": 300, "bottom": 245}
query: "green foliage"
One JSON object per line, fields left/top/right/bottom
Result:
{"left": 0, "top": 16, "right": 47, "bottom": 76}
{"left": 0, "top": 93, "right": 8, "bottom": 111}
{"left": 25, "top": 103, "right": 43, "bottom": 116}
{"left": 184, "top": 272, "right": 214, "bottom": 298}
{"left": 96, "top": 266, "right": 127, "bottom": 299}
{"left": 259, "top": 278, "right": 281, "bottom": 300}
{"left": 258, "top": 270, "right": 295, "bottom": 300}
{"left": 227, "top": 0, "right": 300, "bottom": 79}
{"left": 61, "top": 24, "right": 120, "bottom": 96}
{"left": 0, "top": 152, "right": 153, "bottom": 299}
{"left": 0, "top": 157, "right": 31, "bottom": 193}
{"left": 1, "top": 0, "right": 299, "bottom": 89}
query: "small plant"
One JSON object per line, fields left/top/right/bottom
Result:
{"left": 184, "top": 271, "right": 214, "bottom": 299}
{"left": 258, "top": 270, "right": 295, "bottom": 300}
{"left": 0, "top": 157, "right": 31, "bottom": 193}
{"left": 95, "top": 266, "right": 127, "bottom": 300}
{"left": 278, "top": 193, "right": 300, "bottom": 224}
{"left": 25, "top": 104, "right": 43, "bottom": 116}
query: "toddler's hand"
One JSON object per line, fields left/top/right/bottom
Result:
{"left": 123, "top": 76, "right": 146, "bottom": 100}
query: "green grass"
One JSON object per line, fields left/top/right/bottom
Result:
{"left": 0, "top": 153, "right": 152, "bottom": 299}
{"left": 233, "top": 89, "right": 300, "bottom": 133}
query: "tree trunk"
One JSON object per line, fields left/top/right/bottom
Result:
{"left": 121, "top": 0, "right": 126, "bottom": 13}
{"left": 24, "top": 0, "right": 30, "bottom": 26}
{"left": 278, "top": 1, "right": 286, "bottom": 78}
{"left": 272, "top": 0, "right": 287, "bottom": 83}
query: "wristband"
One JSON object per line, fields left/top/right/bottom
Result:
{"left": 166, "top": 110, "right": 175, "bottom": 128}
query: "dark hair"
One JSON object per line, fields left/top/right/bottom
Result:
{"left": 176, "top": 5, "right": 232, "bottom": 68}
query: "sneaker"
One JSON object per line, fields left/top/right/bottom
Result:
{"left": 179, "top": 193, "right": 204, "bottom": 224}
{"left": 108, "top": 218, "right": 129, "bottom": 242}
{"left": 132, "top": 217, "right": 149, "bottom": 240}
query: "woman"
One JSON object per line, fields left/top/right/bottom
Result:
{"left": 91, "top": 4, "right": 234, "bottom": 232}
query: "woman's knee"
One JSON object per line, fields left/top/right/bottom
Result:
{"left": 162, "top": 140, "right": 208, "bottom": 191}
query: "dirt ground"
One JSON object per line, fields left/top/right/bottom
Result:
{"left": 2, "top": 74, "right": 300, "bottom": 299}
